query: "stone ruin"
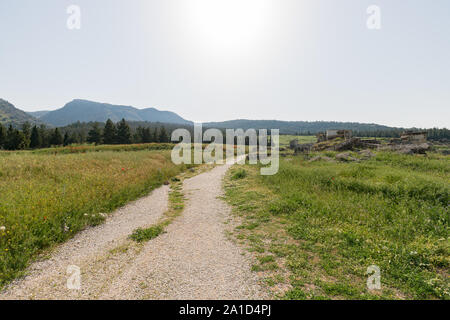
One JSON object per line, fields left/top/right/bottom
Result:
{"left": 289, "top": 129, "right": 431, "bottom": 156}
{"left": 290, "top": 130, "right": 356, "bottom": 154}
{"left": 400, "top": 131, "right": 428, "bottom": 144}
{"left": 317, "top": 130, "right": 353, "bottom": 142}
{"left": 381, "top": 131, "right": 430, "bottom": 154}
{"left": 289, "top": 139, "right": 313, "bottom": 154}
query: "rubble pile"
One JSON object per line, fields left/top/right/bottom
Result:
{"left": 379, "top": 143, "right": 431, "bottom": 155}
{"left": 335, "top": 152, "right": 359, "bottom": 162}
{"left": 308, "top": 155, "right": 335, "bottom": 163}
{"left": 312, "top": 137, "right": 362, "bottom": 152}
{"left": 358, "top": 149, "right": 376, "bottom": 159}
{"left": 288, "top": 130, "right": 433, "bottom": 158}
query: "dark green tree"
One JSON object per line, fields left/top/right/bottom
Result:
{"left": 77, "top": 132, "right": 85, "bottom": 144}
{"left": 141, "top": 127, "right": 152, "bottom": 143}
{"left": 103, "top": 119, "right": 117, "bottom": 144}
{"left": 0, "top": 123, "right": 5, "bottom": 149}
{"left": 151, "top": 127, "right": 159, "bottom": 142}
{"left": 5, "top": 125, "right": 26, "bottom": 150}
{"left": 50, "top": 128, "right": 63, "bottom": 146}
{"left": 134, "top": 126, "right": 144, "bottom": 144}
{"left": 30, "top": 125, "right": 42, "bottom": 149}
{"left": 63, "top": 131, "right": 71, "bottom": 146}
{"left": 21, "top": 122, "right": 31, "bottom": 149}
{"left": 70, "top": 133, "right": 79, "bottom": 144}
{"left": 87, "top": 123, "right": 102, "bottom": 145}
{"left": 38, "top": 125, "right": 50, "bottom": 148}
{"left": 116, "top": 119, "right": 131, "bottom": 144}
{"left": 159, "top": 126, "right": 169, "bottom": 143}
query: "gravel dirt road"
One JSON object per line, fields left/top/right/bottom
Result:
{"left": 0, "top": 162, "right": 265, "bottom": 300}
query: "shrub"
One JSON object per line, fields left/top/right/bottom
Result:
{"left": 231, "top": 168, "right": 247, "bottom": 180}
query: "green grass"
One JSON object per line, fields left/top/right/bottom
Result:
{"left": 224, "top": 151, "right": 449, "bottom": 300}
{"left": 27, "top": 143, "right": 175, "bottom": 155}
{"left": 0, "top": 146, "right": 193, "bottom": 287}
{"left": 279, "top": 135, "right": 317, "bottom": 147}
{"left": 231, "top": 168, "right": 248, "bottom": 180}
{"left": 129, "top": 225, "right": 164, "bottom": 242}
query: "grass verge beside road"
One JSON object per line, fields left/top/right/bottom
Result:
{"left": 0, "top": 147, "right": 193, "bottom": 287}
{"left": 224, "top": 152, "right": 449, "bottom": 299}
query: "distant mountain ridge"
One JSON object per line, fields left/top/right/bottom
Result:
{"left": 203, "top": 119, "right": 399, "bottom": 135}
{"left": 0, "top": 99, "right": 40, "bottom": 126}
{"left": 34, "top": 99, "right": 193, "bottom": 127}
{"left": 4, "top": 97, "right": 407, "bottom": 133}
{"left": 27, "top": 110, "right": 50, "bottom": 118}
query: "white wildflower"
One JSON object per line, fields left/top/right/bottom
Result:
{"left": 0, "top": 226, "right": 5, "bottom": 231}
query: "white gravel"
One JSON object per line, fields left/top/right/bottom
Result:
{"left": 0, "top": 162, "right": 266, "bottom": 300}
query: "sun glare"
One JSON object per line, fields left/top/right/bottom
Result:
{"left": 185, "top": 0, "right": 271, "bottom": 54}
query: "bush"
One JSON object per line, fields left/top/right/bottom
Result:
{"left": 231, "top": 168, "right": 247, "bottom": 180}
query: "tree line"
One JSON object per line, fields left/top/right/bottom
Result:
{"left": 355, "top": 128, "right": 450, "bottom": 141}
{"left": 0, "top": 119, "right": 172, "bottom": 150}
{"left": 1, "top": 119, "right": 448, "bottom": 151}
{"left": 86, "top": 119, "right": 170, "bottom": 145}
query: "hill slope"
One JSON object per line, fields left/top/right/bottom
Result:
{"left": 203, "top": 119, "right": 399, "bottom": 134}
{"left": 27, "top": 110, "right": 50, "bottom": 118}
{"left": 0, "top": 99, "right": 40, "bottom": 127}
{"left": 39, "top": 99, "right": 192, "bottom": 126}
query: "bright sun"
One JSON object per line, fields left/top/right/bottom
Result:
{"left": 185, "top": 0, "right": 271, "bottom": 54}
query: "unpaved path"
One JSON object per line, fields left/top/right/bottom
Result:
{"left": 1, "top": 163, "right": 265, "bottom": 300}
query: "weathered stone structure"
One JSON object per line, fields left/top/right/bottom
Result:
{"left": 401, "top": 131, "right": 427, "bottom": 144}
{"left": 316, "top": 130, "right": 352, "bottom": 142}
{"left": 289, "top": 140, "right": 299, "bottom": 149}
{"left": 289, "top": 139, "right": 313, "bottom": 154}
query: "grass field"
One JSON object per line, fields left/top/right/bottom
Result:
{"left": 224, "top": 151, "right": 449, "bottom": 299}
{"left": 0, "top": 145, "right": 193, "bottom": 286}
{"left": 29, "top": 143, "right": 175, "bottom": 155}
{"left": 279, "top": 135, "right": 317, "bottom": 147}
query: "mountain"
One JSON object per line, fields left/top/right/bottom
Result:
{"left": 203, "top": 119, "right": 399, "bottom": 135}
{"left": 37, "top": 99, "right": 192, "bottom": 126}
{"left": 6, "top": 97, "right": 402, "bottom": 134}
{"left": 27, "top": 110, "right": 50, "bottom": 118}
{"left": 0, "top": 99, "right": 41, "bottom": 127}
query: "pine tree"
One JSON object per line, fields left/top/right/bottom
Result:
{"left": 78, "top": 132, "right": 85, "bottom": 144}
{"left": 142, "top": 127, "right": 152, "bottom": 143}
{"left": 159, "top": 126, "right": 168, "bottom": 143}
{"left": 134, "top": 126, "right": 144, "bottom": 144}
{"left": 87, "top": 123, "right": 102, "bottom": 145}
{"left": 50, "top": 128, "right": 63, "bottom": 146}
{"left": 70, "top": 133, "right": 79, "bottom": 144}
{"left": 21, "top": 122, "right": 31, "bottom": 149}
{"left": 151, "top": 127, "right": 159, "bottom": 142}
{"left": 38, "top": 125, "right": 50, "bottom": 148}
{"left": 0, "top": 123, "right": 5, "bottom": 149}
{"left": 30, "top": 125, "right": 41, "bottom": 149}
{"left": 63, "top": 132, "right": 70, "bottom": 146}
{"left": 5, "top": 125, "right": 26, "bottom": 150}
{"left": 4, "top": 125, "right": 15, "bottom": 150}
{"left": 103, "top": 119, "right": 117, "bottom": 144}
{"left": 116, "top": 119, "right": 131, "bottom": 144}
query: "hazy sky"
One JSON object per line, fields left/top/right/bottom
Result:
{"left": 0, "top": 0, "right": 449, "bottom": 128}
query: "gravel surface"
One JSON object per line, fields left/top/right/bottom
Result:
{"left": 1, "top": 163, "right": 265, "bottom": 300}
{"left": 0, "top": 186, "right": 169, "bottom": 300}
